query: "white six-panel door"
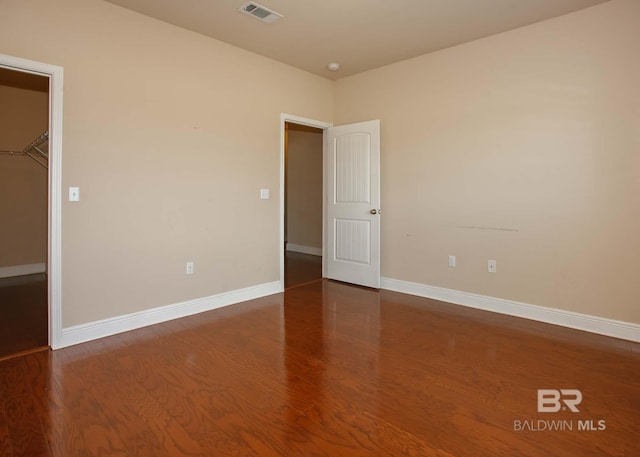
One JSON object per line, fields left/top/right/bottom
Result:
{"left": 326, "top": 120, "right": 380, "bottom": 288}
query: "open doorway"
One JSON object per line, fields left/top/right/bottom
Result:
{"left": 0, "top": 67, "right": 49, "bottom": 358}
{"left": 280, "top": 115, "right": 381, "bottom": 290}
{"left": 284, "top": 121, "right": 324, "bottom": 289}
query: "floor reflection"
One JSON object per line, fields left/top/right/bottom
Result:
{"left": 283, "top": 280, "right": 382, "bottom": 450}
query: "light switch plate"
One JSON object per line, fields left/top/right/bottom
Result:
{"left": 69, "top": 187, "right": 80, "bottom": 202}
{"left": 260, "top": 188, "right": 270, "bottom": 200}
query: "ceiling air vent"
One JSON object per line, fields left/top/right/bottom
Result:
{"left": 239, "top": 2, "right": 283, "bottom": 24}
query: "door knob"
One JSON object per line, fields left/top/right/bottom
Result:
{"left": 370, "top": 209, "right": 378, "bottom": 215}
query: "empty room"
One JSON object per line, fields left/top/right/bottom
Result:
{"left": 0, "top": 0, "right": 638, "bottom": 456}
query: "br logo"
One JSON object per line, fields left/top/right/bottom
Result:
{"left": 537, "top": 389, "right": 582, "bottom": 413}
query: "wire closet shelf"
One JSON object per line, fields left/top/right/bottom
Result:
{"left": 0, "top": 131, "right": 49, "bottom": 169}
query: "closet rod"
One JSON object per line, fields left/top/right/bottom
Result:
{"left": 0, "top": 131, "right": 49, "bottom": 169}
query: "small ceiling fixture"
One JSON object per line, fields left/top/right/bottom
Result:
{"left": 327, "top": 63, "right": 341, "bottom": 72}
{"left": 238, "top": 2, "right": 283, "bottom": 24}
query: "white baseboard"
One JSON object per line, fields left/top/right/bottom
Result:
{"left": 0, "top": 262, "right": 46, "bottom": 279}
{"left": 381, "top": 277, "right": 640, "bottom": 343}
{"left": 59, "top": 281, "right": 282, "bottom": 349}
{"left": 286, "top": 243, "right": 322, "bottom": 256}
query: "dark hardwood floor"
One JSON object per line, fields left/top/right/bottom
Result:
{"left": 0, "top": 274, "right": 48, "bottom": 359}
{"left": 0, "top": 280, "right": 638, "bottom": 456}
{"left": 284, "top": 251, "right": 322, "bottom": 289}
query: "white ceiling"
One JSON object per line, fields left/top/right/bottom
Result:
{"left": 104, "top": 0, "right": 609, "bottom": 79}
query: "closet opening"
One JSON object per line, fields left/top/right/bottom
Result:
{"left": 284, "top": 121, "right": 324, "bottom": 289}
{"left": 0, "top": 67, "right": 50, "bottom": 359}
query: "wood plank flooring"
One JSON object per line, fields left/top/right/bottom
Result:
{"left": 0, "top": 280, "right": 638, "bottom": 456}
{"left": 284, "top": 251, "right": 322, "bottom": 289}
{"left": 0, "top": 274, "right": 48, "bottom": 359}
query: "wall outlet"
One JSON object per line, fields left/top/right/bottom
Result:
{"left": 448, "top": 255, "right": 456, "bottom": 267}
{"left": 186, "top": 261, "right": 194, "bottom": 275}
{"left": 488, "top": 259, "right": 497, "bottom": 273}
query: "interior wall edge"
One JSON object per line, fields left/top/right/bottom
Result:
{"left": 381, "top": 277, "right": 640, "bottom": 343}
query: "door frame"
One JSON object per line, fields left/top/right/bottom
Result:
{"left": 279, "top": 114, "right": 332, "bottom": 291}
{"left": 0, "top": 53, "right": 64, "bottom": 349}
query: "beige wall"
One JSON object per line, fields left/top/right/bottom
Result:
{"left": 334, "top": 0, "right": 640, "bottom": 323}
{"left": 0, "top": 0, "right": 333, "bottom": 326}
{"left": 0, "top": 85, "right": 48, "bottom": 268}
{"left": 286, "top": 128, "right": 323, "bottom": 251}
{"left": 1, "top": 0, "right": 637, "bottom": 331}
